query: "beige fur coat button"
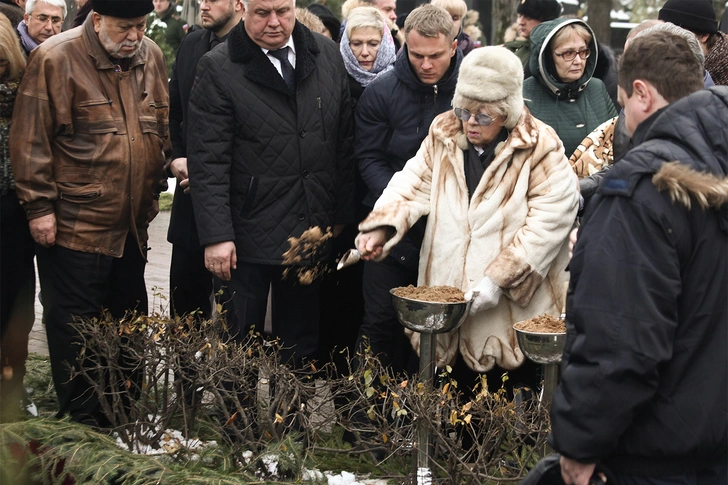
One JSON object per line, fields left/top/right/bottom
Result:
{"left": 357, "top": 108, "right": 579, "bottom": 372}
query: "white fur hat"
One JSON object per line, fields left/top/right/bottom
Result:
{"left": 452, "top": 46, "right": 524, "bottom": 129}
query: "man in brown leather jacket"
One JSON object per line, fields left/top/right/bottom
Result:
{"left": 9, "top": 0, "right": 169, "bottom": 427}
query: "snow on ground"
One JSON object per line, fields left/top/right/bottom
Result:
{"left": 114, "top": 427, "right": 217, "bottom": 456}
{"left": 115, "top": 427, "right": 391, "bottom": 484}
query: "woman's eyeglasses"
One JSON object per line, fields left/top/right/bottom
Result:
{"left": 453, "top": 107, "right": 495, "bottom": 126}
{"left": 554, "top": 48, "right": 591, "bottom": 62}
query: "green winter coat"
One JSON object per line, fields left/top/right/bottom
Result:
{"left": 522, "top": 18, "right": 617, "bottom": 158}
{"left": 503, "top": 38, "right": 530, "bottom": 69}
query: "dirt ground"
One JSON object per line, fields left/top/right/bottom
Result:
{"left": 28, "top": 210, "right": 173, "bottom": 357}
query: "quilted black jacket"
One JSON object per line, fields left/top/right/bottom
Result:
{"left": 187, "top": 22, "right": 355, "bottom": 265}
{"left": 551, "top": 87, "right": 728, "bottom": 475}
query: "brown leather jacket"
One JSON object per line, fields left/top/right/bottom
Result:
{"left": 10, "top": 16, "right": 169, "bottom": 258}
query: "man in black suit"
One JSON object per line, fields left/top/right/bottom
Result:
{"left": 167, "top": 0, "right": 243, "bottom": 320}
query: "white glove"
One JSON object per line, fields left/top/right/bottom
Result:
{"left": 464, "top": 277, "right": 503, "bottom": 315}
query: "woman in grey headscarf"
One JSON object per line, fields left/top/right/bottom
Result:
{"left": 340, "top": 6, "right": 396, "bottom": 104}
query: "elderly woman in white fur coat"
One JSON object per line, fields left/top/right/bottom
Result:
{"left": 355, "top": 46, "right": 579, "bottom": 374}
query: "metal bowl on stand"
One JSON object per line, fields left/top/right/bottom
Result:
{"left": 514, "top": 329, "right": 566, "bottom": 364}
{"left": 390, "top": 289, "right": 472, "bottom": 484}
{"left": 390, "top": 290, "right": 472, "bottom": 334}
{"left": 513, "top": 319, "right": 567, "bottom": 410}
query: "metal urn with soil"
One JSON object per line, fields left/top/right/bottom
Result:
{"left": 390, "top": 285, "right": 472, "bottom": 485}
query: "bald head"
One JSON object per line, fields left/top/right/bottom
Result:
{"left": 624, "top": 19, "right": 661, "bottom": 50}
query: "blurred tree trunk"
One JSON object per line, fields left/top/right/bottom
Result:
{"left": 587, "top": 0, "right": 612, "bottom": 47}
{"left": 492, "top": 0, "right": 518, "bottom": 45}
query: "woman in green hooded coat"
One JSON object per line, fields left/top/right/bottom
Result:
{"left": 523, "top": 18, "right": 617, "bottom": 158}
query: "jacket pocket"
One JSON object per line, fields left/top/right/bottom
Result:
{"left": 56, "top": 168, "right": 105, "bottom": 204}
{"left": 140, "top": 99, "right": 170, "bottom": 138}
{"left": 74, "top": 98, "right": 120, "bottom": 135}
{"left": 317, "top": 97, "right": 327, "bottom": 141}
{"left": 239, "top": 176, "right": 258, "bottom": 217}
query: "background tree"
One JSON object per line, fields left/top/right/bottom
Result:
{"left": 492, "top": 0, "right": 518, "bottom": 45}
{"left": 587, "top": 0, "right": 612, "bottom": 45}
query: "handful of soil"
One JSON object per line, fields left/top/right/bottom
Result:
{"left": 392, "top": 285, "right": 466, "bottom": 303}
{"left": 513, "top": 314, "right": 566, "bottom": 333}
{"left": 282, "top": 226, "right": 333, "bottom": 285}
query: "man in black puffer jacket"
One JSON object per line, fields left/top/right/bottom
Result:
{"left": 354, "top": 4, "right": 462, "bottom": 373}
{"left": 187, "top": 0, "right": 354, "bottom": 367}
{"left": 552, "top": 31, "right": 727, "bottom": 485}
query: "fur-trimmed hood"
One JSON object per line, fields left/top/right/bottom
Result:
{"left": 599, "top": 86, "right": 728, "bottom": 230}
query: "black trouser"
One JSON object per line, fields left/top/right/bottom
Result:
{"left": 219, "top": 262, "right": 320, "bottom": 368}
{"left": 169, "top": 244, "right": 212, "bottom": 319}
{"left": 0, "top": 193, "right": 36, "bottom": 421}
{"left": 169, "top": 244, "right": 213, "bottom": 406}
{"left": 35, "top": 235, "right": 147, "bottom": 425}
{"left": 356, "top": 256, "right": 417, "bottom": 374}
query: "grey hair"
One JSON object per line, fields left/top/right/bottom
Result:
{"left": 25, "top": 0, "right": 67, "bottom": 19}
{"left": 637, "top": 22, "right": 705, "bottom": 68}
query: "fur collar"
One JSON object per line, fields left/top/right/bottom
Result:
{"left": 227, "top": 21, "right": 320, "bottom": 96}
{"left": 431, "top": 107, "right": 540, "bottom": 154}
{"left": 653, "top": 162, "right": 728, "bottom": 211}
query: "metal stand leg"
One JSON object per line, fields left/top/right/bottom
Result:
{"left": 541, "top": 363, "right": 559, "bottom": 408}
{"left": 416, "top": 333, "right": 436, "bottom": 484}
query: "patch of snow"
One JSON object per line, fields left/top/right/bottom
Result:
{"left": 114, "top": 428, "right": 217, "bottom": 456}
{"left": 320, "top": 470, "right": 390, "bottom": 485}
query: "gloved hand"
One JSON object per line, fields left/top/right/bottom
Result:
{"left": 464, "top": 276, "right": 503, "bottom": 315}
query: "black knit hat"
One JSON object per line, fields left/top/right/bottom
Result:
{"left": 516, "top": 0, "right": 562, "bottom": 22}
{"left": 91, "top": 0, "right": 154, "bottom": 18}
{"left": 307, "top": 3, "right": 342, "bottom": 42}
{"left": 658, "top": 0, "right": 717, "bottom": 34}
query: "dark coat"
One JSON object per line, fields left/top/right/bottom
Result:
{"left": 354, "top": 45, "right": 462, "bottom": 268}
{"left": 187, "top": 22, "right": 354, "bottom": 265}
{"left": 355, "top": 44, "right": 462, "bottom": 205}
{"left": 167, "top": 28, "right": 214, "bottom": 249}
{"left": 523, "top": 18, "right": 618, "bottom": 158}
{"left": 551, "top": 87, "right": 728, "bottom": 475}
{"left": 592, "top": 42, "right": 619, "bottom": 112}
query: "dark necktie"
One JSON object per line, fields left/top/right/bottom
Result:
{"left": 269, "top": 47, "right": 295, "bottom": 92}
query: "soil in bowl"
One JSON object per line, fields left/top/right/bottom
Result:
{"left": 513, "top": 314, "right": 566, "bottom": 333}
{"left": 392, "top": 285, "right": 466, "bottom": 303}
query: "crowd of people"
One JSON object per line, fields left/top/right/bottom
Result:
{"left": 0, "top": 0, "right": 725, "bottom": 483}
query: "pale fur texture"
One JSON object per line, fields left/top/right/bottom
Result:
{"left": 452, "top": 46, "right": 524, "bottom": 129}
{"left": 652, "top": 161, "right": 728, "bottom": 210}
{"left": 357, "top": 108, "right": 579, "bottom": 372}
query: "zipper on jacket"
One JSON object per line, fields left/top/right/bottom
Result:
{"left": 418, "top": 85, "right": 439, "bottom": 135}
{"left": 317, "top": 97, "right": 327, "bottom": 140}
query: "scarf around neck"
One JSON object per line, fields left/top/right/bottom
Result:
{"left": 17, "top": 21, "right": 39, "bottom": 54}
{"left": 339, "top": 19, "right": 396, "bottom": 88}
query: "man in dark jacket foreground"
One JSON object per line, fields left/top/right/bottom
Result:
{"left": 354, "top": 4, "right": 461, "bottom": 373}
{"left": 187, "top": 0, "right": 354, "bottom": 367}
{"left": 552, "top": 31, "right": 727, "bottom": 485}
